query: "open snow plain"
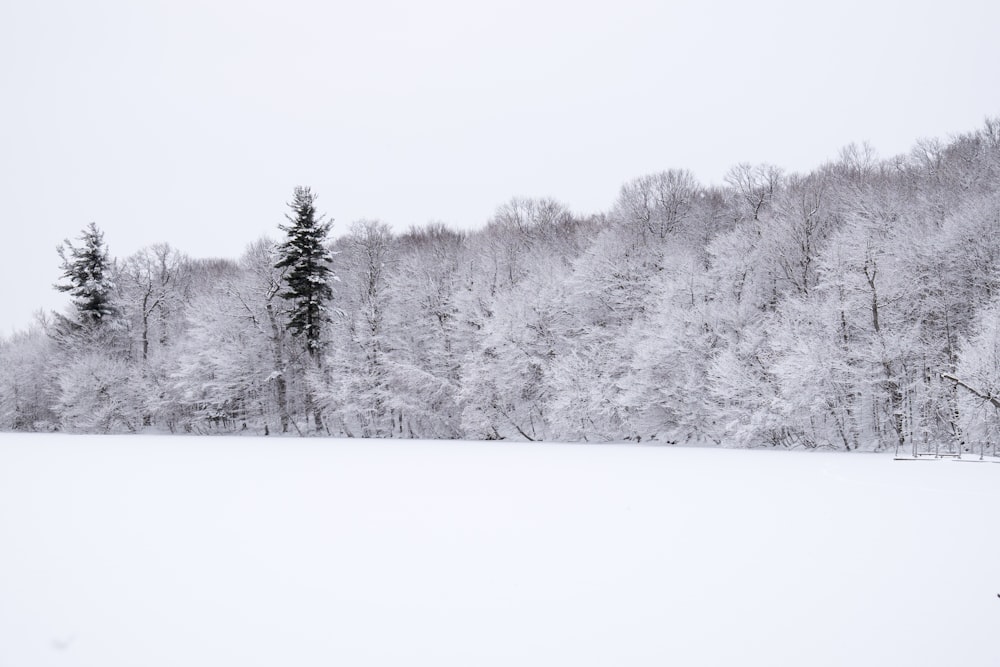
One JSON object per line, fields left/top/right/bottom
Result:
{"left": 1, "top": 434, "right": 997, "bottom": 667}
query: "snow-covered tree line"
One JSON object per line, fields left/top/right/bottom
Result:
{"left": 4, "top": 119, "right": 1000, "bottom": 449}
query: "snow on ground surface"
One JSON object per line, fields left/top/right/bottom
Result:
{"left": 1, "top": 434, "right": 998, "bottom": 667}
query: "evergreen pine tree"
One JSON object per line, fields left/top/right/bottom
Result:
{"left": 55, "top": 222, "right": 117, "bottom": 327}
{"left": 275, "top": 186, "right": 335, "bottom": 432}
{"left": 276, "top": 187, "right": 335, "bottom": 351}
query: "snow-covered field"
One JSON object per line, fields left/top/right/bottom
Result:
{"left": 1, "top": 434, "right": 997, "bottom": 667}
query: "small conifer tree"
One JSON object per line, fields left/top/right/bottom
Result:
{"left": 55, "top": 222, "right": 117, "bottom": 327}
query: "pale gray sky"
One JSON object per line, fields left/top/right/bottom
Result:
{"left": 2, "top": 0, "right": 998, "bottom": 335}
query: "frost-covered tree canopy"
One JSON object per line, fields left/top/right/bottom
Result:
{"left": 4, "top": 118, "right": 1000, "bottom": 449}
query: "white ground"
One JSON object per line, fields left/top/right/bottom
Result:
{"left": 0, "top": 434, "right": 997, "bottom": 667}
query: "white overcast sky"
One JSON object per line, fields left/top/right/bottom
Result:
{"left": 2, "top": 0, "right": 999, "bottom": 335}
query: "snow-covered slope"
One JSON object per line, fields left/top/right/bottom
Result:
{"left": 1, "top": 434, "right": 997, "bottom": 666}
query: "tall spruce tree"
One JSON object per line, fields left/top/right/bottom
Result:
{"left": 276, "top": 187, "right": 334, "bottom": 349}
{"left": 275, "top": 186, "right": 334, "bottom": 432}
{"left": 55, "top": 222, "right": 117, "bottom": 327}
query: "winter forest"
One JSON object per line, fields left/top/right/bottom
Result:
{"left": 3, "top": 119, "right": 1000, "bottom": 451}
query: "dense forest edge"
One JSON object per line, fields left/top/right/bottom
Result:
{"left": 4, "top": 118, "right": 1000, "bottom": 450}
